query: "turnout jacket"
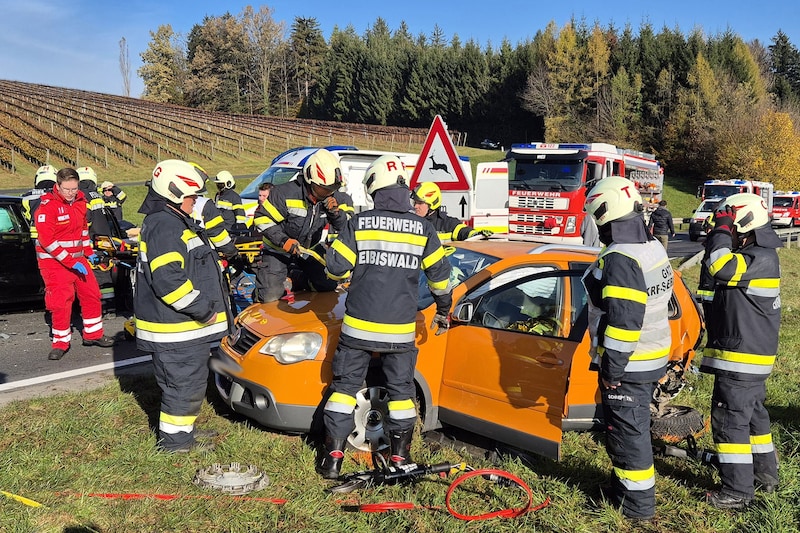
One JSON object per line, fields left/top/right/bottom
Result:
{"left": 79, "top": 181, "right": 112, "bottom": 239}
{"left": 252, "top": 179, "right": 354, "bottom": 253}
{"left": 583, "top": 217, "right": 673, "bottom": 384}
{"left": 699, "top": 224, "right": 781, "bottom": 381}
{"left": 21, "top": 187, "right": 49, "bottom": 239}
{"left": 326, "top": 186, "right": 452, "bottom": 351}
{"left": 425, "top": 208, "right": 473, "bottom": 241}
{"left": 192, "top": 196, "right": 238, "bottom": 257}
{"left": 135, "top": 205, "right": 232, "bottom": 352}
{"left": 34, "top": 187, "right": 93, "bottom": 270}
{"left": 215, "top": 188, "right": 246, "bottom": 228}
{"left": 101, "top": 184, "right": 127, "bottom": 221}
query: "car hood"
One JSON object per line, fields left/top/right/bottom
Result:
{"left": 235, "top": 288, "right": 348, "bottom": 338}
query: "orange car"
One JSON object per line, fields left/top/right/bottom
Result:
{"left": 212, "top": 241, "right": 703, "bottom": 460}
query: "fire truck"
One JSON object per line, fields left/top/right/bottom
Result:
{"left": 771, "top": 191, "right": 800, "bottom": 227}
{"left": 474, "top": 142, "right": 661, "bottom": 244}
{"left": 698, "top": 179, "right": 774, "bottom": 205}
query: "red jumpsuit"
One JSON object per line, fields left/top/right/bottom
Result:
{"left": 35, "top": 188, "right": 104, "bottom": 350}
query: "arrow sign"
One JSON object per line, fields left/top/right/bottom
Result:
{"left": 459, "top": 196, "right": 467, "bottom": 218}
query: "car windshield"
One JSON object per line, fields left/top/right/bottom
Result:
{"left": 417, "top": 246, "right": 499, "bottom": 310}
{"left": 241, "top": 167, "right": 300, "bottom": 198}
{"left": 774, "top": 197, "right": 795, "bottom": 207}
{"left": 698, "top": 199, "right": 722, "bottom": 212}
{"left": 507, "top": 158, "right": 583, "bottom": 192}
{"left": 703, "top": 185, "right": 741, "bottom": 198}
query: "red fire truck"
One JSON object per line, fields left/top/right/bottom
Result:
{"left": 698, "top": 179, "right": 774, "bottom": 205}
{"left": 771, "top": 191, "right": 800, "bottom": 227}
{"left": 493, "top": 142, "right": 661, "bottom": 243}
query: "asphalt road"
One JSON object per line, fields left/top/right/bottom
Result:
{"left": 0, "top": 233, "right": 704, "bottom": 407}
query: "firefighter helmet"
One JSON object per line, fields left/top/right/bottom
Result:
{"left": 35, "top": 165, "right": 58, "bottom": 187}
{"left": 151, "top": 159, "right": 208, "bottom": 203}
{"left": 303, "top": 149, "right": 342, "bottom": 192}
{"left": 213, "top": 170, "right": 235, "bottom": 189}
{"left": 364, "top": 155, "right": 408, "bottom": 195}
{"left": 722, "top": 192, "right": 770, "bottom": 233}
{"left": 76, "top": 166, "right": 97, "bottom": 184}
{"left": 411, "top": 182, "right": 442, "bottom": 210}
{"left": 584, "top": 176, "right": 643, "bottom": 226}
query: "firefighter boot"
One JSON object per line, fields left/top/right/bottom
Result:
{"left": 316, "top": 434, "right": 345, "bottom": 480}
{"left": 389, "top": 429, "right": 414, "bottom": 467}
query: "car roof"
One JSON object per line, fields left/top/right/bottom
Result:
{"left": 452, "top": 239, "right": 599, "bottom": 261}
{"left": 0, "top": 195, "right": 22, "bottom": 203}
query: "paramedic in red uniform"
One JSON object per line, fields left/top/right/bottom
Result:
{"left": 35, "top": 167, "right": 115, "bottom": 360}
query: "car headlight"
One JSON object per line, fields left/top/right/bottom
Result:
{"left": 565, "top": 216, "right": 576, "bottom": 234}
{"left": 258, "top": 332, "right": 323, "bottom": 364}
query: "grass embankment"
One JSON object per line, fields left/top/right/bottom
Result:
{"left": 1, "top": 252, "right": 799, "bottom": 531}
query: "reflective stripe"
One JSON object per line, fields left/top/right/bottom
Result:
{"left": 613, "top": 465, "right": 655, "bottom": 491}
{"left": 331, "top": 238, "right": 357, "bottom": 267}
{"left": 83, "top": 321, "right": 103, "bottom": 335}
{"left": 602, "top": 285, "right": 648, "bottom": 304}
{"left": 324, "top": 392, "right": 357, "bottom": 414}
{"left": 745, "top": 278, "right": 780, "bottom": 298}
{"left": 603, "top": 337, "right": 637, "bottom": 353}
{"left": 750, "top": 434, "right": 774, "bottom": 454}
{"left": 100, "top": 287, "right": 115, "bottom": 300}
{"left": 159, "top": 412, "right": 196, "bottom": 434}
{"left": 342, "top": 314, "right": 415, "bottom": 344}
{"left": 702, "top": 348, "right": 775, "bottom": 375}
{"left": 150, "top": 251, "right": 185, "bottom": 272}
{"left": 605, "top": 325, "right": 641, "bottom": 342}
{"left": 624, "top": 354, "right": 669, "bottom": 373}
{"left": 427, "top": 277, "right": 450, "bottom": 295}
{"left": 162, "top": 279, "right": 193, "bottom": 305}
{"left": 715, "top": 442, "right": 753, "bottom": 464}
{"left": 205, "top": 215, "right": 225, "bottom": 230}
{"left": 135, "top": 314, "right": 228, "bottom": 343}
{"left": 171, "top": 289, "right": 200, "bottom": 311}
{"left": 52, "top": 327, "right": 72, "bottom": 343}
{"left": 388, "top": 399, "right": 417, "bottom": 420}
{"left": 421, "top": 246, "right": 446, "bottom": 270}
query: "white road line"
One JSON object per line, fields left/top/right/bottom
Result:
{"left": 0, "top": 355, "right": 152, "bottom": 392}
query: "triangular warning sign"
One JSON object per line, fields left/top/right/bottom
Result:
{"left": 409, "top": 115, "right": 470, "bottom": 191}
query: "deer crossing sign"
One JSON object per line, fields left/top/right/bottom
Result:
{"left": 409, "top": 115, "right": 474, "bottom": 221}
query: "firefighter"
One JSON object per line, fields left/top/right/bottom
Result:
{"left": 99, "top": 180, "right": 127, "bottom": 221}
{"left": 411, "top": 182, "right": 492, "bottom": 241}
{"left": 251, "top": 149, "right": 354, "bottom": 302}
{"left": 135, "top": 159, "right": 233, "bottom": 453}
{"left": 36, "top": 168, "right": 116, "bottom": 360}
{"left": 318, "top": 155, "right": 452, "bottom": 479}
{"left": 696, "top": 216, "right": 716, "bottom": 321}
{"left": 700, "top": 193, "right": 781, "bottom": 509}
{"left": 582, "top": 176, "right": 673, "bottom": 521}
{"left": 213, "top": 170, "right": 247, "bottom": 230}
{"left": 189, "top": 184, "right": 239, "bottom": 259}
{"left": 21, "top": 164, "right": 58, "bottom": 239}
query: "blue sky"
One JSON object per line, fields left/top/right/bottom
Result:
{"left": 1, "top": 0, "right": 797, "bottom": 98}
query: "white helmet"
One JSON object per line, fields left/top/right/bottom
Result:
{"left": 151, "top": 159, "right": 208, "bottom": 203}
{"left": 76, "top": 166, "right": 97, "bottom": 184}
{"left": 213, "top": 170, "right": 235, "bottom": 188}
{"left": 303, "top": 149, "right": 342, "bottom": 192}
{"left": 585, "top": 176, "right": 643, "bottom": 226}
{"left": 35, "top": 165, "right": 58, "bottom": 187}
{"left": 364, "top": 155, "right": 408, "bottom": 195}
{"left": 723, "top": 193, "right": 770, "bottom": 233}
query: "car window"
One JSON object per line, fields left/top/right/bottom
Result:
{"left": 417, "top": 246, "right": 499, "bottom": 310}
{"left": 240, "top": 167, "right": 300, "bottom": 198}
{"left": 463, "top": 268, "right": 572, "bottom": 338}
{"left": 0, "top": 205, "right": 21, "bottom": 233}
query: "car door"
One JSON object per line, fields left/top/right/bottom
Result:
{"left": 0, "top": 201, "right": 43, "bottom": 303}
{"left": 437, "top": 265, "right": 584, "bottom": 460}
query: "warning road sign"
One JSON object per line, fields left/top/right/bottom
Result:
{"left": 409, "top": 115, "right": 471, "bottom": 191}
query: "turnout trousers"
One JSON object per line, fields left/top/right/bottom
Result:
{"left": 323, "top": 341, "right": 419, "bottom": 441}
{"left": 711, "top": 375, "right": 778, "bottom": 498}
{"left": 41, "top": 264, "right": 104, "bottom": 350}
{"left": 253, "top": 248, "right": 337, "bottom": 303}
{"left": 601, "top": 380, "right": 657, "bottom": 519}
{"left": 151, "top": 343, "right": 211, "bottom": 451}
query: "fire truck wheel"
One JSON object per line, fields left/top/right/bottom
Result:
{"left": 650, "top": 405, "right": 707, "bottom": 443}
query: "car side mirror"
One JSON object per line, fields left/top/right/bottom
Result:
{"left": 451, "top": 302, "right": 474, "bottom": 324}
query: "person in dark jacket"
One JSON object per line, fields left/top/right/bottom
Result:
{"left": 411, "top": 181, "right": 492, "bottom": 241}
{"left": 647, "top": 200, "right": 675, "bottom": 250}
{"left": 213, "top": 170, "right": 247, "bottom": 230}
{"left": 21, "top": 164, "right": 58, "bottom": 240}
{"left": 318, "top": 155, "right": 452, "bottom": 480}
{"left": 99, "top": 180, "right": 127, "bottom": 221}
{"left": 700, "top": 193, "right": 781, "bottom": 509}
{"left": 251, "top": 149, "right": 354, "bottom": 302}
{"left": 135, "top": 159, "right": 233, "bottom": 453}
{"left": 582, "top": 176, "right": 673, "bottom": 521}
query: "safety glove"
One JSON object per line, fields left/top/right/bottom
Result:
{"left": 282, "top": 238, "right": 300, "bottom": 255}
{"left": 73, "top": 262, "right": 89, "bottom": 276}
{"left": 712, "top": 205, "right": 736, "bottom": 233}
{"left": 323, "top": 195, "right": 339, "bottom": 215}
{"left": 430, "top": 312, "right": 450, "bottom": 336}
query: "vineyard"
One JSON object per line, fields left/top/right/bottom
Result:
{"left": 0, "top": 80, "right": 435, "bottom": 188}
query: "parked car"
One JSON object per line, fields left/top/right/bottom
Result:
{"left": 212, "top": 240, "right": 704, "bottom": 460}
{"left": 0, "top": 195, "right": 44, "bottom": 305}
{"left": 689, "top": 198, "right": 724, "bottom": 241}
{"left": 480, "top": 138, "right": 500, "bottom": 150}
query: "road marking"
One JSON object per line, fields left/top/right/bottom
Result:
{"left": 0, "top": 355, "right": 152, "bottom": 392}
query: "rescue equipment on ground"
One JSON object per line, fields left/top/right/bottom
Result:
{"left": 193, "top": 463, "right": 270, "bottom": 495}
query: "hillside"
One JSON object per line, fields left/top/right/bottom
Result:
{"left": 0, "top": 80, "right": 434, "bottom": 189}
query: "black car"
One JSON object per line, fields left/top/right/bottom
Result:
{"left": 480, "top": 138, "right": 500, "bottom": 150}
{"left": 0, "top": 196, "right": 44, "bottom": 305}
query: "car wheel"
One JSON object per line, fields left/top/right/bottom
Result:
{"left": 650, "top": 405, "right": 707, "bottom": 443}
{"left": 689, "top": 232, "right": 699, "bottom": 242}
{"left": 349, "top": 386, "right": 391, "bottom": 452}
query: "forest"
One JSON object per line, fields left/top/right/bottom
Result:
{"left": 138, "top": 6, "right": 800, "bottom": 188}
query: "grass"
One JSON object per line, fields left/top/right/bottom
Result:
{"left": 1, "top": 250, "right": 799, "bottom": 531}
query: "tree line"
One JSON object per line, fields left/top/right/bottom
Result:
{"left": 137, "top": 6, "right": 800, "bottom": 189}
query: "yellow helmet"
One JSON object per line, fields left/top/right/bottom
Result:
{"left": 363, "top": 155, "right": 408, "bottom": 195}
{"left": 585, "top": 176, "right": 643, "bottom": 226}
{"left": 151, "top": 159, "right": 208, "bottom": 203}
{"left": 723, "top": 193, "right": 770, "bottom": 233}
{"left": 411, "top": 182, "right": 442, "bottom": 210}
{"left": 76, "top": 166, "right": 97, "bottom": 184}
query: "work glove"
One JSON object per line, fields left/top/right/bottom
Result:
{"left": 712, "top": 205, "right": 736, "bottom": 233}
{"left": 87, "top": 254, "right": 100, "bottom": 265}
{"left": 323, "top": 195, "right": 339, "bottom": 215}
{"left": 73, "top": 262, "right": 89, "bottom": 276}
{"left": 468, "top": 228, "right": 493, "bottom": 239}
{"left": 282, "top": 238, "right": 300, "bottom": 255}
{"left": 430, "top": 312, "right": 450, "bottom": 336}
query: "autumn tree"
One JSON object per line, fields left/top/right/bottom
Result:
{"left": 138, "top": 25, "right": 187, "bottom": 104}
